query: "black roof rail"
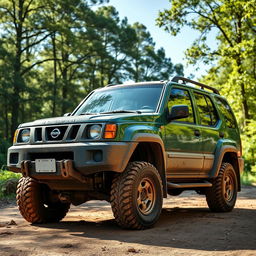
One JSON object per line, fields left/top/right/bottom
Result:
{"left": 106, "top": 81, "right": 166, "bottom": 87}
{"left": 171, "top": 76, "right": 220, "bottom": 95}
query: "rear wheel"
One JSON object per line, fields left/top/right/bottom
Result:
{"left": 110, "top": 161, "right": 163, "bottom": 229}
{"left": 206, "top": 162, "right": 238, "bottom": 212}
{"left": 16, "top": 177, "right": 70, "bottom": 223}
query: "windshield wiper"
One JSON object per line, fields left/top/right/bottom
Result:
{"left": 79, "top": 112, "right": 97, "bottom": 115}
{"left": 100, "top": 110, "right": 141, "bottom": 114}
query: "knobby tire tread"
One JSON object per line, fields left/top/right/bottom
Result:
{"left": 110, "top": 161, "right": 162, "bottom": 229}
{"left": 16, "top": 177, "right": 70, "bottom": 223}
{"left": 206, "top": 162, "right": 237, "bottom": 212}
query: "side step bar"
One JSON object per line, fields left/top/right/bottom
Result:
{"left": 167, "top": 181, "right": 212, "bottom": 189}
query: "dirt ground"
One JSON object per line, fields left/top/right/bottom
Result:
{"left": 0, "top": 186, "right": 256, "bottom": 256}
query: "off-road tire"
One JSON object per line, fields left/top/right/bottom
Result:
{"left": 16, "top": 177, "right": 70, "bottom": 223}
{"left": 110, "top": 161, "right": 163, "bottom": 229}
{"left": 206, "top": 162, "right": 238, "bottom": 212}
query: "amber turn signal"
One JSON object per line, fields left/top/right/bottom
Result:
{"left": 13, "top": 129, "right": 19, "bottom": 144}
{"left": 104, "top": 124, "right": 117, "bottom": 139}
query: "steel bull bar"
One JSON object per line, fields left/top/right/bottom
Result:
{"left": 20, "top": 160, "right": 88, "bottom": 183}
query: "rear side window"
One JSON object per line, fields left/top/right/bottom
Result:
{"left": 215, "top": 97, "right": 236, "bottom": 128}
{"left": 194, "top": 92, "right": 218, "bottom": 126}
{"left": 168, "top": 88, "right": 195, "bottom": 123}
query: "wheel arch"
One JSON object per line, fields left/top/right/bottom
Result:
{"left": 129, "top": 133, "right": 167, "bottom": 197}
{"left": 210, "top": 145, "right": 241, "bottom": 191}
{"left": 222, "top": 152, "right": 241, "bottom": 191}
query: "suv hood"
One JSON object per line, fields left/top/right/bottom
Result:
{"left": 19, "top": 113, "right": 159, "bottom": 128}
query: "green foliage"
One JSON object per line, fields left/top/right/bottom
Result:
{"left": 158, "top": 0, "right": 256, "bottom": 120}
{"left": 0, "top": 139, "right": 11, "bottom": 169}
{"left": 0, "top": 169, "right": 21, "bottom": 199}
{"left": 241, "top": 171, "right": 256, "bottom": 186}
{"left": 241, "top": 120, "right": 256, "bottom": 173}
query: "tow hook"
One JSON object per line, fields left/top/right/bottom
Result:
{"left": 58, "top": 192, "right": 71, "bottom": 203}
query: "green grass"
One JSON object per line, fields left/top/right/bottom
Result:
{"left": 0, "top": 169, "right": 21, "bottom": 199}
{"left": 241, "top": 171, "right": 256, "bottom": 186}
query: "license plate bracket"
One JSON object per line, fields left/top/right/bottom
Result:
{"left": 35, "top": 159, "right": 56, "bottom": 173}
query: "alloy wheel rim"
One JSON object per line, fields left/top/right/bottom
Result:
{"left": 137, "top": 178, "right": 156, "bottom": 215}
{"left": 223, "top": 171, "right": 234, "bottom": 202}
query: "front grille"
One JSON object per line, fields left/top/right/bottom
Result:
{"left": 29, "top": 123, "right": 104, "bottom": 144}
{"left": 29, "top": 152, "right": 74, "bottom": 161}
{"left": 35, "top": 128, "right": 42, "bottom": 141}
{"left": 46, "top": 126, "right": 68, "bottom": 141}
{"left": 67, "top": 125, "right": 81, "bottom": 140}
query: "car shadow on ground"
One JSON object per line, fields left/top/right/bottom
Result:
{"left": 34, "top": 206, "right": 256, "bottom": 252}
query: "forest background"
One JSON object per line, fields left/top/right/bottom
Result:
{"left": 0, "top": 0, "right": 255, "bottom": 186}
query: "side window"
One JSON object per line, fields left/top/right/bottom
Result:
{"left": 194, "top": 92, "right": 218, "bottom": 126}
{"left": 168, "top": 88, "right": 195, "bottom": 123}
{"left": 215, "top": 97, "right": 236, "bottom": 128}
{"left": 205, "top": 95, "right": 218, "bottom": 125}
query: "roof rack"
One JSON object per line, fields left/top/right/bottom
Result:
{"left": 171, "top": 76, "right": 220, "bottom": 95}
{"left": 106, "top": 81, "right": 166, "bottom": 87}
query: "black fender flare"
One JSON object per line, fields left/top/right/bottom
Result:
{"left": 131, "top": 133, "right": 167, "bottom": 197}
{"left": 210, "top": 145, "right": 239, "bottom": 178}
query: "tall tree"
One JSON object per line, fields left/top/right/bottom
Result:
{"left": 126, "top": 22, "right": 183, "bottom": 82}
{"left": 94, "top": 6, "right": 136, "bottom": 86}
{"left": 157, "top": 0, "right": 256, "bottom": 123}
{"left": 0, "top": 42, "right": 13, "bottom": 140}
{"left": 0, "top": 0, "right": 52, "bottom": 136}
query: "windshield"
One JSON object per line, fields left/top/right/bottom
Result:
{"left": 74, "top": 84, "right": 164, "bottom": 115}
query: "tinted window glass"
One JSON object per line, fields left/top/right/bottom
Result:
{"left": 194, "top": 92, "right": 218, "bottom": 126}
{"left": 168, "top": 88, "right": 194, "bottom": 123}
{"left": 215, "top": 97, "right": 236, "bottom": 128}
{"left": 75, "top": 84, "right": 163, "bottom": 115}
{"left": 205, "top": 96, "right": 218, "bottom": 125}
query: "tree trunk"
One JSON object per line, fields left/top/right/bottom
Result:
{"left": 61, "top": 67, "right": 68, "bottom": 115}
{"left": 4, "top": 97, "right": 9, "bottom": 140}
{"left": 236, "top": 57, "right": 250, "bottom": 122}
{"left": 11, "top": 0, "right": 24, "bottom": 137}
{"left": 51, "top": 32, "right": 58, "bottom": 117}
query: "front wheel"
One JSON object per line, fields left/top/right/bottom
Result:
{"left": 206, "top": 162, "right": 238, "bottom": 212}
{"left": 16, "top": 177, "right": 70, "bottom": 223}
{"left": 110, "top": 161, "right": 163, "bottom": 229}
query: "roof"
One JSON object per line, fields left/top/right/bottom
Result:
{"left": 102, "top": 76, "right": 220, "bottom": 95}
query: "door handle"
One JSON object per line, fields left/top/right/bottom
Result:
{"left": 194, "top": 130, "right": 201, "bottom": 137}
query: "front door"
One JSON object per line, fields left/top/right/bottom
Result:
{"left": 164, "top": 87, "right": 204, "bottom": 178}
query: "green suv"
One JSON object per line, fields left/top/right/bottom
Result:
{"left": 7, "top": 76, "right": 244, "bottom": 229}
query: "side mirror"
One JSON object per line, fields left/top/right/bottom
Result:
{"left": 63, "top": 113, "right": 71, "bottom": 117}
{"left": 168, "top": 105, "right": 189, "bottom": 122}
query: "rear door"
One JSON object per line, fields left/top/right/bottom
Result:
{"left": 192, "top": 91, "right": 221, "bottom": 175}
{"left": 164, "top": 87, "right": 204, "bottom": 178}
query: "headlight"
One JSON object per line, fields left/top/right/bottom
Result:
{"left": 88, "top": 125, "right": 102, "bottom": 139}
{"left": 20, "top": 129, "right": 30, "bottom": 143}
